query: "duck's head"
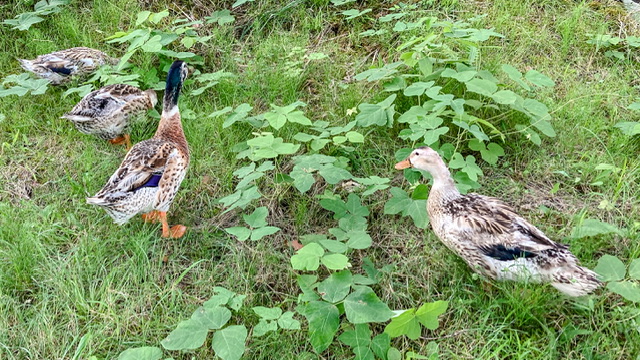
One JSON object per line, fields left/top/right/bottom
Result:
{"left": 164, "top": 61, "right": 189, "bottom": 110}
{"left": 394, "top": 146, "right": 444, "bottom": 173}
{"left": 166, "top": 61, "right": 189, "bottom": 89}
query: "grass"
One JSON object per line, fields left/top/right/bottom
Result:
{"left": 1, "top": 0, "right": 639, "bottom": 359}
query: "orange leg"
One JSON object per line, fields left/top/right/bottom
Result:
{"left": 141, "top": 210, "right": 162, "bottom": 223}
{"left": 108, "top": 134, "right": 132, "bottom": 150}
{"left": 158, "top": 211, "right": 187, "bottom": 238}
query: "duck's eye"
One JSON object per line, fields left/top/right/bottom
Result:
{"left": 414, "top": 151, "right": 420, "bottom": 156}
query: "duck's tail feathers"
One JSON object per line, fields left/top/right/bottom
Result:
{"left": 86, "top": 196, "right": 108, "bottom": 207}
{"left": 551, "top": 266, "right": 602, "bottom": 297}
{"left": 62, "top": 114, "right": 93, "bottom": 122}
{"left": 18, "top": 59, "right": 34, "bottom": 72}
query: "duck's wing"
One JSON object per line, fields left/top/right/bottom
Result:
{"left": 445, "top": 193, "right": 561, "bottom": 257}
{"left": 92, "top": 139, "right": 177, "bottom": 199}
{"left": 65, "top": 85, "right": 141, "bottom": 120}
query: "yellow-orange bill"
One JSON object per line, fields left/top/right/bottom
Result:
{"left": 394, "top": 160, "right": 411, "bottom": 170}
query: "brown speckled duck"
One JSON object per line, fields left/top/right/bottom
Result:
{"left": 86, "top": 61, "right": 190, "bottom": 238}
{"left": 395, "top": 147, "right": 601, "bottom": 296}
{"left": 62, "top": 84, "right": 158, "bottom": 150}
{"left": 19, "top": 47, "right": 119, "bottom": 85}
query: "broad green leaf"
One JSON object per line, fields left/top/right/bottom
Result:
{"left": 243, "top": 207, "right": 268, "bottom": 228}
{"left": 117, "top": 347, "right": 162, "bottom": 360}
{"left": 595, "top": 255, "right": 626, "bottom": 282}
{"left": 384, "top": 309, "right": 421, "bottom": 339}
{"left": 346, "top": 131, "right": 365, "bottom": 143}
{"left": 225, "top": 226, "right": 251, "bottom": 241}
{"left": 491, "top": 90, "right": 518, "bottom": 104}
{"left": 481, "top": 143, "right": 505, "bottom": 165}
{"left": 191, "top": 306, "right": 232, "bottom": 330}
{"left": 571, "top": 219, "right": 621, "bottom": 238}
{"left": 317, "top": 270, "right": 353, "bottom": 303}
{"left": 465, "top": 78, "right": 497, "bottom": 96}
{"left": 501, "top": 64, "right": 531, "bottom": 91}
{"left": 321, "top": 253, "right": 351, "bottom": 270}
{"left": 3, "top": 13, "right": 44, "bottom": 31}
{"left": 629, "top": 259, "right": 640, "bottom": 280}
{"left": 525, "top": 70, "right": 555, "bottom": 87}
{"left": 370, "top": 333, "right": 391, "bottom": 360}
{"left": 614, "top": 122, "right": 640, "bottom": 136}
{"left": 384, "top": 187, "right": 429, "bottom": 229}
{"left": 253, "top": 319, "right": 277, "bottom": 337}
{"left": 320, "top": 198, "right": 348, "bottom": 219}
{"left": 264, "top": 111, "right": 287, "bottom": 130}
{"left": 415, "top": 301, "right": 448, "bottom": 330}
{"left": 607, "top": 281, "right": 640, "bottom": 302}
{"left": 387, "top": 347, "right": 402, "bottom": 360}
{"left": 290, "top": 168, "right": 316, "bottom": 193}
{"left": 339, "top": 323, "right": 372, "bottom": 348}
{"left": 250, "top": 226, "right": 280, "bottom": 240}
{"left": 211, "top": 325, "right": 247, "bottom": 360}
{"left": 135, "top": 11, "right": 151, "bottom": 25}
{"left": 423, "top": 127, "right": 449, "bottom": 145}
{"left": 141, "top": 35, "right": 163, "bottom": 52}
{"left": 523, "top": 98, "right": 550, "bottom": 117}
{"left": 204, "top": 287, "right": 235, "bottom": 308}
{"left": 318, "top": 166, "right": 352, "bottom": 184}
{"left": 346, "top": 231, "right": 372, "bottom": 249}
{"left": 291, "top": 243, "right": 325, "bottom": 271}
{"left": 161, "top": 319, "right": 208, "bottom": 350}
{"left": 345, "top": 193, "right": 370, "bottom": 216}
{"left": 319, "top": 239, "right": 348, "bottom": 253}
{"left": 342, "top": 8, "right": 372, "bottom": 19}
{"left": 356, "top": 94, "right": 396, "bottom": 127}
{"left": 297, "top": 301, "right": 340, "bottom": 352}
{"left": 344, "top": 286, "right": 393, "bottom": 324}
{"left": 277, "top": 311, "right": 301, "bottom": 330}
{"left": 404, "top": 81, "right": 435, "bottom": 97}
{"left": 253, "top": 306, "right": 283, "bottom": 320}
{"left": 206, "top": 9, "right": 235, "bottom": 25}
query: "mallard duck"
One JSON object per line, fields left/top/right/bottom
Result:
{"left": 395, "top": 147, "right": 601, "bottom": 296}
{"left": 86, "top": 61, "right": 190, "bottom": 238}
{"left": 18, "top": 47, "right": 119, "bottom": 85}
{"left": 62, "top": 84, "right": 158, "bottom": 149}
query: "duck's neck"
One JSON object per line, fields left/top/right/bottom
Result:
{"left": 155, "top": 74, "right": 187, "bottom": 147}
{"left": 427, "top": 159, "right": 460, "bottom": 203}
{"left": 155, "top": 105, "right": 187, "bottom": 147}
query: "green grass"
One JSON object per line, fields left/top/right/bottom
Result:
{"left": 1, "top": 0, "right": 639, "bottom": 359}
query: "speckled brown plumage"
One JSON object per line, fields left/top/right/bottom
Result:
{"left": 87, "top": 61, "right": 190, "bottom": 238}
{"left": 19, "top": 47, "right": 119, "bottom": 85}
{"left": 62, "top": 84, "right": 157, "bottom": 144}
{"left": 396, "top": 147, "right": 601, "bottom": 296}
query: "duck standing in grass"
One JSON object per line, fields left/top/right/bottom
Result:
{"left": 62, "top": 84, "right": 158, "bottom": 150}
{"left": 87, "top": 61, "right": 190, "bottom": 238}
{"left": 18, "top": 47, "right": 119, "bottom": 85}
{"left": 395, "top": 147, "right": 601, "bottom": 296}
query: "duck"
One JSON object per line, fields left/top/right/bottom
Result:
{"left": 86, "top": 61, "right": 190, "bottom": 238}
{"left": 62, "top": 84, "right": 158, "bottom": 150}
{"left": 18, "top": 47, "right": 119, "bottom": 85}
{"left": 395, "top": 146, "right": 601, "bottom": 296}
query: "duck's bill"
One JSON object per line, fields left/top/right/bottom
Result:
{"left": 394, "top": 160, "right": 411, "bottom": 170}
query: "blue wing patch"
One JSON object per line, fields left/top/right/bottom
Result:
{"left": 133, "top": 174, "right": 162, "bottom": 192}
{"left": 480, "top": 244, "right": 537, "bottom": 261}
{"left": 47, "top": 65, "right": 73, "bottom": 75}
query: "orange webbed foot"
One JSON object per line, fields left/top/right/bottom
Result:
{"left": 163, "top": 225, "right": 187, "bottom": 239}
{"left": 109, "top": 134, "right": 132, "bottom": 150}
{"left": 142, "top": 210, "right": 162, "bottom": 223}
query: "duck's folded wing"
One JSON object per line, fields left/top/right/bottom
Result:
{"left": 66, "top": 88, "right": 127, "bottom": 119}
{"left": 447, "top": 193, "right": 559, "bottom": 255}
{"left": 95, "top": 141, "right": 176, "bottom": 197}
